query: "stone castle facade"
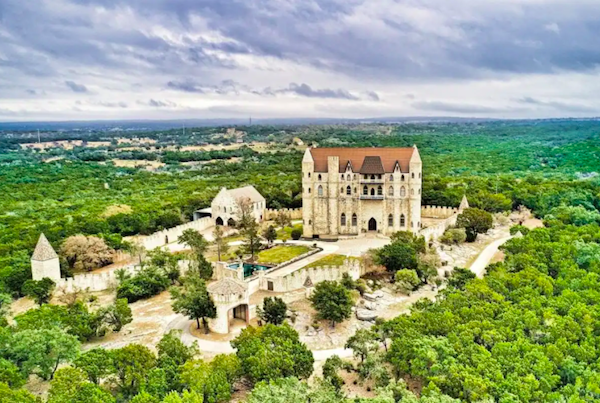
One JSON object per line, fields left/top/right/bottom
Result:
{"left": 302, "top": 146, "right": 422, "bottom": 239}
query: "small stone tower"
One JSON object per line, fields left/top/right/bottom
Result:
{"left": 31, "top": 233, "right": 61, "bottom": 282}
{"left": 408, "top": 145, "right": 422, "bottom": 233}
{"left": 459, "top": 195, "right": 470, "bottom": 212}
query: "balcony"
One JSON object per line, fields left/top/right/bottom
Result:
{"left": 360, "top": 194, "right": 384, "bottom": 200}
{"left": 359, "top": 178, "right": 384, "bottom": 184}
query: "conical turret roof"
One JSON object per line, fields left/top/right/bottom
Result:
{"left": 459, "top": 195, "right": 470, "bottom": 211}
{"left": 32, "top": 233, "right": 58, "bottom": 261}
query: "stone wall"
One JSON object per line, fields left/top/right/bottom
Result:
{"left": 264, "top": 208, "right": 303, "bottom": 221}
{"left": 55, "top": 260, "right": 190, "bottom": 294}
{"left": 259, "top": 259, "right": 365, "bottom": 293}
{"left": 420, "top": 214, "right": 459, "bottom": 243}
{"left": 138, "top": 217, "right": 214, "bottom": 250}
{"left": 421, "top": 205, "right": 459, "bottom": 219}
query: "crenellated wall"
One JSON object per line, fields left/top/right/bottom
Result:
{"left": 55, "top": 260, "right": 191, "bottom": 294}
{"left": 421, "top": 205, "right": 459, "bottom": 219}
{"left": 264, "top": 208, "right": 303, "bottom": 221}
{"left": 420, "top": 213, "right": 459, "bottom": 242}
{"left": 259, "top": 259, "right": 365, "bottom": 293}
{"left": 137, "top": 217, "right": 214, "bottom": 250}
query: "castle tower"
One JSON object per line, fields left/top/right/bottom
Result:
{"left": 459, "top": 195, "right": 470, "bottom": 212}
{"left": 302, "top": 148, "right": 315, "bottom": 238}
{"left": 31, "top": 233, "right": 61, "bottom": 282}
{"left": 408, "top": 145, "right": 422, "bottom": 234}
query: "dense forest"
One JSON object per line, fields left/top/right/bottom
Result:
{"left": 1, "top": 120, "right": 600, "bottom": 401}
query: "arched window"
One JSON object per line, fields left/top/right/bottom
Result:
{"left": 377, "top": 186, "right": 383, "bottom": 196}
{"left": 370, "top": 188, "right": 375, "bottom": 196}
{"left": 388, "top": 186, "right": 394, "bottom": 196}
{"left": 308, "top": 187, "right": 311, "bottom": 194}
{"left": 354, "top": 187, "right": 357, "bottom": 194}
{"left": 388, "top": 214, "right": 393, "bottom": 227}
{"left": 308, "top": 172, "right": 311, "bottom": 178}
{"left": 400, "top": 186, "right": 406, "bottom": 197}
{"left": 309, "top": 219, "right": 312, "bottom": 225}
{"left": 418, "top": 188, "right": 421, "bottom": 195}
{"left": 352, "top": 213, "right": 358, "bottom": 226}
{"left": 346, "top": 186, "right": 351, "bottom": 195}
{"left": 412, "top": 173, "right": 415, "bottom": 179}
{"left": 341, "top": 213, "right": 346, "bottom": 226}
{"left": 347, "top": 174, "right": 351, "bottom": 181}
{"left": 318, "top": 186, "right": 323, "bottom": 196}
{"left": 340, "top": 187, "right": 344, "bottom": 194}
{"left": 401, "top": 175, "right": 405, "bottom": 181}
{"left": 341, "top": 174, "right": 344, "bottom": 180}
{"left": 371, "top": 174, "right": 375, "bottom": 180}
{"left": 411, "top": 188, "right": 415, "bottom": 196}
{"left": 411, "top": 221, "right": 414, "bottom": 227}
{"left": 318, "top": 174, "right": 322, "bottom": 181}
{"left": 353, "top": 174, "right": 357, "bottom": 180}
{"left": 378, "top": 174, "right": 382, "bottom": 179}
{"left": 400, "top": 214, "right": 406, "bottom": 227}
{"left": 389, "top": 175, "right": 394, "bottom": 181}
{"left": 363, "top": 186, "right": 368, "bottom": 195}
{"left": 419, "top": 173, "right": 421, "bottom": 179}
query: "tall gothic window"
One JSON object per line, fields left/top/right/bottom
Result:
{"left": 352, "top": 213, "right": 357, "bottom": 226}
{"left": 341, "top": 213, "right": 346, "bottom": 226}
{"left": 340, "top": 187, "right": 344, "bottom": 194}
{"left": 363, "top": 186, "right": 368, "bottom": 195}
{"left": 400, "top": 214, "right": 406, "bottom": 227}
{"left": 400, "top": 187, "right": 406, "bottom": 197}
{"left": 388, "top": 186, "right": 394, "bottom": 196}
{"left": 370, "top": 188, "right": 375, "bottom": 196}
{"left": 318, "top": 186, "right": 323, "bottom": 196}
{"left": 347, "top": 174, "right": 351, "bottom": 181}
{"left": 401, "top": 175, "right": 405, "bottom": 181}
{"left": 318, "top": 174, "right": 322, "bottom": 181}
{"left": 377, "top": 186, "right": 383, "bottom": 196}
{"left": 412, "top": 173, "right": 415, "bottom": 179}
{"left": 389, "top": 175, "right": 394, "bottom": 181}
{"left": 411, "top": 188, "right": 415, "bottom": 196}
{"left": 346, "top": 186, "right": 352, "bottom": 195}
{"left": 371, "top": 174, "right": 376, "bottom": 180}
{"left": 388, "top": 214, "right": 393, "bottom": 227}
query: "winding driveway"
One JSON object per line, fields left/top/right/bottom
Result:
{"left": 468, "top": 236, "right": 513, "bottom": 278}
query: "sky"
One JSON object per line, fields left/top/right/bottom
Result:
{"left": 1, "top": 0, "right": 600, "bottom": 121}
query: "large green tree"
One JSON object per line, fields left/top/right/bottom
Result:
{"left": 170, "top": 275, "right": 216, "bottom": 333}
{"left": 456, "top": 207, "right": 493, "bottom": 242}
{"left": 231, "top": 324, "right": 314, "bottom": 383}
{"left": 309, "top": 281, "right": 353, "bottom": 327}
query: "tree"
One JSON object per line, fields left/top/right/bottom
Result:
{"left": 231, "top": 324, "right": 314, "bottom": 383}
{"left": 237, "top": 197, "right": 262, "bottom": 260}
{"left": 147, "top": 248, "right": 180, "bottom": 284}
{"left": 95, "top": 298, "right": 132, "bottom": 334}
{"left": 291, "top": 228, "right": 302, "bottom": 240}
{"left": 309, "top": 281, "right": 353, "bottom": 328}
{"left": 395, "top": 269, "right": 420, "bottom": 293}
{"left": 440, "top": 228, "right": 467, "bottom": 245}
{"left": 447, "top": 267, "right": 476, "bottom": 290}
{"left": 170, "top": 275, "right": 216, "bottom": 334}
{"left": 376, "top": 242, "right": 418, "bottom": 273}
{"left": 117, "top": 265, "right": 170, "bottom": 302}
{"left": 22, "top": 277, "right": 55, "bottom": 305}
{"left": 112, "top": 344, "right": 156, "bottom": 398}
{"left": 263, "top": 225, "right": 277, "bottom": 247}
{"left": 0, "top": 359, "right": 25, "bottom": 388}
{"left": 125, "top": 240, "right": 147, "bottom": 267}
{"left": 178, "top": 229, "right": 209, "bottom": 256}
{"left": 345, "top": 329, "right": 379, "bottom": 363}
{"left": 390, "top": 231, "right": 426, "bottom": 254}
{"left": 246, "top": 377, "right": 309, "bottom": 403}
{"left": 212, "top": 225, "right": 229, "bottom": 261}
{"left": 179, "top": 359, "right": 235, "bottom": 403}
{"left": 48, "top": 367, "right": 115, "bottom": 403}
{"left": 0, "top": 382, "right": 38, "bottom": 403}
{"left": 257, "top": 297, "right": 287, "bottom": 325}
{"left": 0, "top": 293, "right": 11, "bottom": 326}
{"left": 60, "top": 235, "right": 114, "bottom": 271}
{"left": 456, "top": 208, "right": 493, "bottom": 242}
{"left": 74, "top": 349, "right": 114, "bottom": 385}
{"left": 275, "top": 211, "right": 292, "bottom": 229}
{"left": 8, "top": 328, "right": 80, "bottom": 380}
{"left": 322, "top": 355, "right": 344, "bottom": 391}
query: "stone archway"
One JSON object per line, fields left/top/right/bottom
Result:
{"left": 368, "top": 218, "right": 377, "bottom": 231}
{"left": 227, "top": 218, "right": 236, "bottom": 227}
{"left": 229, "top": 303, "right": 249, "bottom": 332}
{"left": 216, "top": 217, "right": 224, "bottom": 226}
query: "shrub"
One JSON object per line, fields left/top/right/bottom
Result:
{"left": 117, "top": 266, "right": 170, "bottom": 303}
{"left": 394, "top": 269, "right": 420, "bottom": 293}
{"left": 510, "top": 225, "right": 530, "bottom": 236}
{"left": 291, "top": 228, "right": 302, "bottom": 240}
{"left": 440, "top": 228, "right": 467, "bottom": 245}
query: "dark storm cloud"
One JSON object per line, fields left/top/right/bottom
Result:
{"left": 65, "top": 81, "right": 88, "bottom": 93}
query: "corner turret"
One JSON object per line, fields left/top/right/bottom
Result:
{"left": 31, "top": 233, "right": 61, "bottom": 282}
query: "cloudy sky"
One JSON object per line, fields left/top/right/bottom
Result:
{"left": 1, "top": 0, "right": 600, "bottom": 121}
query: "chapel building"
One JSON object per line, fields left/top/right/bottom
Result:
{"left": 302, "top": 146, "right": 422, "bottom": 239}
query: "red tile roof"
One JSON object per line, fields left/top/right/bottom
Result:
{"left": 309, "top": 147, "right": 415, "bottom": 173}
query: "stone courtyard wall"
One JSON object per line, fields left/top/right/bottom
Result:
{"left": 264, "top": 208, "right": 303, "bottom": 221}
{"left": 138, "top": 217, "right": 214, "bottom": 250}
{"left": 420, "top": 214, "right": 459, "bottom": 243}
{"left": 421, "top": 205, "right": 458, "bottom": 219}
{"left": 55, "top": 260, "right": 190, "bottom": 294}
{"left": 259, "top": 259, "right": 365, "bottom": 293}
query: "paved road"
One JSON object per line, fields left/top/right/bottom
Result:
{"left": 468, "top": 236, "right": 513, "bottom": 278}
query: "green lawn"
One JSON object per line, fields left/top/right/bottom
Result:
{"left": 302, "top": 254, "right": 359, "bottom": 269}
{"left": 276, "top": 224, "right": 303, "bottom": 240}
{"left": 256, "top": 245, "right": 311, "bottom": 265}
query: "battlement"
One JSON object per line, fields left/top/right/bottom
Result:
{"left": 137, "top": 217, "right": 214, "bottom": 250}
{"left": 421, "top": 205, "right": 458, "bottom": 219}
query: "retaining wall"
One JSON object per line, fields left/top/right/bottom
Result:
{"left": 259, "top": 259, "right": 365, "bottom": 293}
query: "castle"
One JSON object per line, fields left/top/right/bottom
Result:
{"left": 302, "top": 146, "right": 422, "bottom": 239}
